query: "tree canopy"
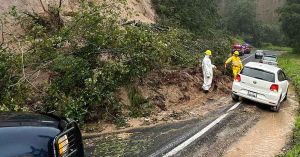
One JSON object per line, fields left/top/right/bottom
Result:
{"left": 280, "top": 0, "right": 300, "bottom": 51}
{"left": 152, "top": 0, "right": 219, "bottom": 34}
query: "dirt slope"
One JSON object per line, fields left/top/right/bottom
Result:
{"left": 0, "top": 0, "right": 155, "bottom": 23}
{"left": 83, "top": 68, "right": 232, "bottom": 134}
{"left": 0, "top": 0, "right": 232, "bottom": 134}
{"left": 126, "top": 0, "right": 155, "bottom": 23}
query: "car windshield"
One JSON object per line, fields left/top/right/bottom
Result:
{"left": 263, "top": 56, "right": 277, "bottom": 62}
{"left": 241, "top": 67, "right": 275, "bottom": 82}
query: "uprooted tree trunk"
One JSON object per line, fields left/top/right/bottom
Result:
{"left": 28, "top": 0, "right": 65, "bottom": 32}
{"left": 0, "top": 20, "right": 4, "bottom": 47}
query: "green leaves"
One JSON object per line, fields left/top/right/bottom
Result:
{"left": 50, "top": 55, "right": 91, "bottom": 95}
{"left": 128, "top": 86, "right": 152, "bottom": 118}
{"left": 152, "top": 0, "right": 219, "bottom": 34}
{"left": 280, "top": 1, "right": 300, "bottom": 51}
{"left": 5, "top": 1, "right": 229, "bottom": 124}
{"left": 38, "top": 2, "right": 199, "bottom": 123}
{"left": 0, "top": 49, "right": 29, "bottom": 111}
{"left": 278, "top": 53, "right": 300, "bottom": 156}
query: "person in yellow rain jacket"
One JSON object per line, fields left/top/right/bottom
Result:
{"left": 224, "top": 51, "right": 243, "bottom": 79}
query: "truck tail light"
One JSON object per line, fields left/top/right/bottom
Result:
{"left": 270, "top": 84, "right": 279, "bottom": 92}
{"left": 235, "top": 74, "right": 241, "bottom": 82}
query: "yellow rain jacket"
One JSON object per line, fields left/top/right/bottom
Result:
{"left": 225, "top": 55, "right": 243, "bottom": 79}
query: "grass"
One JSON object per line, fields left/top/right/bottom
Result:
{"left": 278, "top": 52, "right": 300, "bottom": 156}
{"left": 261, "top": 43, "right": 293, "bottom": 52}
{"left": 231, "top": 36, "right": 245, "bottom": 44}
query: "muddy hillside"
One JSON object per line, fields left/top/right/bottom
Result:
{"left": 0, "top": 0, "right": 233, "bottom": 131}
{"left": 0, "top": 0, "right": 155, "bottom": 23}
{"left": 84, "top": 67, "right": 232, "bottom": 134}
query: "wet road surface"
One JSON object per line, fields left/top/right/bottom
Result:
{"left": 181, "top": 86, "right": 298, "bottom": 157}
{"left": 84, "top": 103, "right": 233, "bottom": 157}
{"left": 83, "top": 50, "right": 298, "bottom": 157}
{"left": 224, "top": 87, "right": 298, "bottom": 157}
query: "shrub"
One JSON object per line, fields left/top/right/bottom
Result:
{"left": 3, "top": 0, "right": 231, "bottom": 124}
{"left": 259, "top": 24, "right": 285, "bottom": 46}
{"left": 128, "top": 86, "right": 152, "bottom": 118}
{"left": 152, "top": 0, "right": 219, "bottom": 34}
{"left": 279, "top": 53, "right": 300, "bottom": 156}
{"left": 6, "top": 1, "right": 211, "bottom": 124}
{"left": 0, "top": 48, "right": 29, "bottom": 111}
{"left": 280, "top": 0, "right": 300, "bottom": 52}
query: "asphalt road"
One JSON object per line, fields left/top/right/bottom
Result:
{"left": 84, "top": 50, "right": 289, "bottom": 157}
{"left": 171, "top": 50, "right": 292, "bottom": 157}
{"left": 240, "top": 50, "right": 284, "bottom": 64}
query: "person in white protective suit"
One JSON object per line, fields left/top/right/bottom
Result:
{"left": 202, "top": 50, "right": 216, "bottom": 93}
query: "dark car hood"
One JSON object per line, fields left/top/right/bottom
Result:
{"left": 0, "top": 126, "right": 60, "bottom": 157}
{"left": 0, "top": 112, "right": 59, "bottom": 123}
{"left": 0, "top": 112, "right": 62, "bottom": 157}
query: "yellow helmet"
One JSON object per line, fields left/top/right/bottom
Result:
{"left": 205, "top": 50, "right": 212, "bottom": 56}
{"left": 234, "top": 51, "right": 239, "bottom": 55}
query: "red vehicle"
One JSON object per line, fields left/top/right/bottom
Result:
{"left": 231, "top": 44, "right": 244, "bottom": 56}
{"left": 242, "top": 43, "right": 252, "bottom": 54}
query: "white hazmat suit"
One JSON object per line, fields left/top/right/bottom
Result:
{"left": 202, "top": 55, "right": 216, "bottom": 91}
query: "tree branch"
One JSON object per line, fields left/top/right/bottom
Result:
{"left": 9, "top": 42, "right": 42, "bottom": 92}
{"left": 39, "top": 0, "right": 50, "bottom": 15}
{"left": 58, "top": 0, "right": 63, "bottom": 9}
{"left": 0, "top": 20, "right": 4, "bottom": 47}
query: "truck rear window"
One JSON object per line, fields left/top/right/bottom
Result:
{"left": 241, "top": 67, "right": 275, "bottom": 82}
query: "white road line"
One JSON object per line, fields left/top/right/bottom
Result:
{"left": 242, "top": 54, "right": 254, "bottom": 62}
{"left": 163, "top": 113, "right": 229, "bottom": 157}
{"left": 227, "top": 102, "right": 241, "bottom": 112}
{"left": 162, "top": 102, "right": 241, "bottom": 157}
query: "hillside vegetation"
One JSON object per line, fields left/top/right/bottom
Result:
{"left": 0, "top": 0, "right": 232, "bottom": 125}
{"left": 280, "top": 0, "right": 300, "bottom": 52}
{"left": 0, "top": 0, "right": 291, "bottom": 126}
{"left": 217, "top": 0, "right": 286, "bottom": 24}
{"left": 279, "top": 52, "right": 300, "bottom": 156}
{"left": 217, "top": 0, "right": 286, "bottom": 47}
{"left": 152, "top": 0, "right": 219, "bottom": 34}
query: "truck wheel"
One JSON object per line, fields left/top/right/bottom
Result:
{"left": 232, "top": 93, "right": 239, "bottom": 102}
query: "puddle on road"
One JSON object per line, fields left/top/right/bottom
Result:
{"left": 224, "top": 87, "right": 299, "bottom": 157}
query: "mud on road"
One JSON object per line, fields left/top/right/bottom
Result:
{"left": 180, "top": 86, "right": 299, "bottom": 157}
{"left": 83, "top": 51, "right": 298, "bottom": 157}
{"left": 174, "top": 105, "right": 260, "bottom": 157}
{"left": 83, "top": 86, "right": 299, "bottom": 157}
{"left": 224, "top": 86, "right": 299, "bottom": 157}
{"left": 83, "top": 98, "right": 234, "bottom": 157}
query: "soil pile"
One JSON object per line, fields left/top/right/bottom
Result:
{"left": 87, "top": 68, "right": 233, "bottom": 134}
{"left": 136, "top": 68, "right": 231, "bottom": 112}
